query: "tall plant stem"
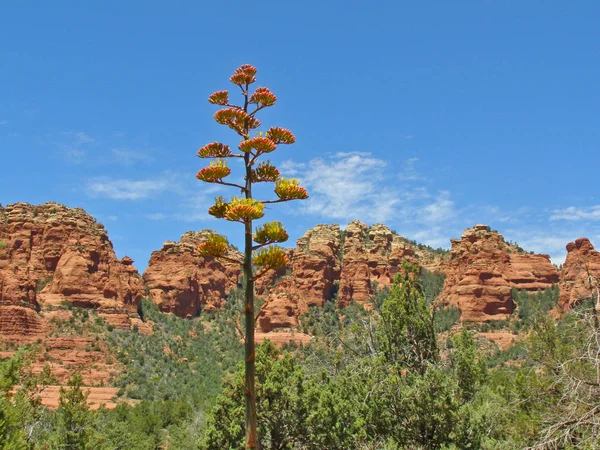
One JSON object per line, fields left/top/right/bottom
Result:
{"left": 243, "top": 86, "right": 258, "bottom": 448}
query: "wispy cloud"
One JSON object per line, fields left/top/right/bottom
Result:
{"left": 111, "top": 148, "right": 154, "bottom": 165}
{"left": 85, "top": 172, "right": 185, "bottom": 200}
{"left": 398, "top": 157, "right": 427, "bottom": 182}
{"left": 144, "top": 189, "right": 223, "bottom": 222}
{"left": 58, "top": 131, "right": 158, "bottom": 166}
{"left": 550, "top": 205, "right": 600, "bottom": 221}
{"left": 409, "top": 226, "right": 449, "bottom": 249}
{"left": 0, "top": 120, "right": 8, "bottom": 126}
{"left": 421, "top": 190, "right": 455, "bottom": 223}
{"left": 60, "top": 131, "right": 96, "bottom": 164}
{"left": 282, "top": 152, "right": 401, "bottom": 223}
{"left": 280, "top": 152, "right": 457, "bottom": 228}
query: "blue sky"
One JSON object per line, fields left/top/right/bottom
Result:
{"left": 1, "top": 1, "right": 599, "bottom": 270}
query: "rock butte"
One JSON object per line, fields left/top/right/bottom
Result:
{"left": 559, "top": 238, "right": 600, "bottom": 310}
{"left": 0, "top": 202, "right": 145, "bottom": 340}
{"left": 438, "top": 225, "right": 559, "bottom": 322}
{"left": 0, "top": 202, "right": 148, "bottom": 409}
{"left": 143, "top": 231, "right": 241, "bottom": 317}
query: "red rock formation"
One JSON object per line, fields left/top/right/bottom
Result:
{"left": 0, "top": 202, "right": 145, "bottom": 342}
{"left": 559, "top": 238, "right": 600, "bottom": 309}
{"left": 255, "top": 330, "right": 311, "bottom": 347}
{"left": 257, "top": 222, "right": 445, "bottom": 331}
{"left": 143, "top": 231, "right": 241, "bottom": 317}
{"left": 257, "top": 224, "right": 342, "bottom": 331}
{"left": 338, "top": 222, "right": 442, "bottom": 306}
{"left": 145, "top": 223, "right": 445, "bottom": 332}
{"left": 0, "top": 202, "right": 146, "bottom": 398}
{"left": 439, "top": 225, "right": 559, "bottom": 322}
{"left": 38, "top": 386, "right": 121, "bottom": 410}
{"left": 290, "top": 224, "right": 342, "bottom": 306}
{"left": 0, "top": 305, "right": 46, "bottom": 344}
{"left": 258, "top": 278, "right": 299, "bottom": 332}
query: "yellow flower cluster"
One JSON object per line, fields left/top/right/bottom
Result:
{"left": 225, "top": 197, "right": 265, "bottom": 222}
{"left": 274, "top": 178, "right": 309, "bottom": 201}
{"left": 253, "top": 245, "right": 287, "bottom": 269}
{"left": 254, "top": 221, "right": 288, "bottom": 245}
{"left": 197, "top": 234, "right": 228, "bottom": 258}
{"left": 195, "top": 159, "right": 231, "bottom": 182}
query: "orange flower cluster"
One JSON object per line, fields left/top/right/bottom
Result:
{"left": 196, "top": 160, "right": 231, "bottom": 182}
{"left": 214, "top": 108, "right": 261, "bottom": 136}
{"left": 208, "top": 197, "right": 228, "bottom": 219}
{"left": 238, "top": 137, "right": 276, "bottom": 154}
{"left": 208, "top": 90, "right": 229, "bottom": 105}
{"left": 253, "top": 246, "right": 287, "bottom": 269}
{"left": 230, "top": 64, "right": 257, "bottom": 85}
{"left": 275, "top": 178, "right": 309, "bottom": 201}
{"left": 266, "top": 127, "right": 296, "bottom": 145}
{"left": 253, "top": 221, "right": 288, "bottom": 245}
{"left": 225, "top": 198, "right": 265, "bottom": 222}
{"left": 197, "top": 234, "right": 228, "bottom": 258}
{"left": 249, "top": 87, "right": 277, "bottom": 107}
{"left": 251, "top": 161, "right": 280, "bottom": 183}
{"left": 197, "top": 142, "right": 233, "bottom": 158}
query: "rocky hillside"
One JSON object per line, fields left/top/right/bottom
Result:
{"left": 144, "top": 221, "right": 448, "bottom": 332}
{"left": 3, "top": 201, "right": 599, "bottom": 338}
{"left": 438, "top": 224, "right": 559, "bottom": 322}
{"left": 0, "top": 202, "right": 149, "bottom": 406}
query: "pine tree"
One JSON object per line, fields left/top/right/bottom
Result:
{"left": 58, "top": 373, "right": 91, "bottom": 449}
{"left": 378, "top": 262, "right": 438, "bottom": 375}
{"left": 196, "top": 64, "right": 308, "bottom": 449}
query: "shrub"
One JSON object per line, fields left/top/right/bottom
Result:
{"left": 434, "top": 306, "right": 461, "bottom": 332}
{"left": 420, "top": 269, "right": 446, "bottom": 304}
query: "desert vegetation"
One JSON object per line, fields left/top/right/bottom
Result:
{"left": 2, "top": 268, "right": 600, "bottom": 449}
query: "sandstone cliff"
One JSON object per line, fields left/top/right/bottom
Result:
{"left": 0, "top": 202, "right": 145, "bottom": 342}
{"left": 258, "top": 224, "right": 343, "bottom": 332}
{"left": 439, "top": 224, "right": 559, "bottom": 322}
{"left": 144, "top": 221, "right": 446, "bottom": 332}
{"left": 143, "top": 231, "right": 242, "bottom": 317}
{"left": 0, "top": 202, "right": 150, "bottom": 409}
{"left": 559, "top": 238, "right": 600, "bottom": 310}
{"left": 338, "top": 221, "right": 442, "bottom": 306}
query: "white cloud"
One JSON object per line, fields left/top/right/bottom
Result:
{"left": 0, "top": 120, "right": 8, "bottom": 126}
{"left": 550, "top": 205, "right": 600, "bottom": 221}
{"left": 288, "top": 152, "right": 401, "bottom": 223}
{"left": 421, "top": 191, "right": 455, "bottom": 223}
{"left": 73, "top": 132, "right": 95, "bottom": 145}
{"left": 278, "top": 160, "right": 306, "bottom": 176}
{"left": 409, "top": 226, "right": 450, "bottom": 249}
{"left": 279, "top": 152, "right": 457, "bottom": 228}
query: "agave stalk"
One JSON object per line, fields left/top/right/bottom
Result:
{"left": 196, "top": 64, "right": 308, "bottom": 449}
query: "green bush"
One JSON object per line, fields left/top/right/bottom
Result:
{"left": 420, "top": 268, "right": 446, "bottom": 304}
{"left": 434, "top": 306, "right": 461, "bottom": 332}
{"left": 512, "top": 285, "right": 559, "bottom": 330}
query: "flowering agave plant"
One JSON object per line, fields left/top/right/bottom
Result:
{"left": 195, "top": 64, "right": 308, "bottom": 449}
